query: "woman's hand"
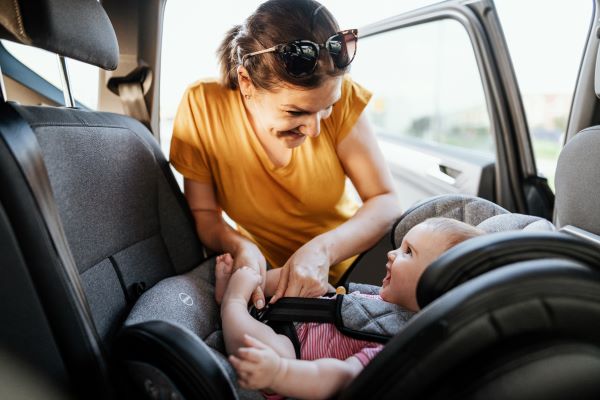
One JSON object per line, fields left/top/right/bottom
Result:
{"left": 271, "top": 239, "right": 330, "bottom": 302}
{"left": 232, "top": 242, "right": 267, "bottom": 309}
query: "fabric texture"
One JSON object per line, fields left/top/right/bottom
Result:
{"left": 477, "top": 213, "right": 555, "bottom": 233}
{"left": 0, "top": 0, "right": 119, "bottom": 69}
{"left": 555, "top": 127, "right": 600, "bottom": 234}
{"left": 339, "top": 292, "right": 414, "bottom": 339}
{"left": 170, "top": 76, "right": 371, "bottom": 283}
{"left": 393, "top": 194, "right": 555, "bottom": 247}
{"left": 15, "top": 105, "right": 205, "bottom": 343}
{"left": 124, "top": 258, "right": 222, "bottom": 349}
{"left": 296, "top": 293, "right": 387, "bottom": 367}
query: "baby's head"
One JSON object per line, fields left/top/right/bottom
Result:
{"left": 380, "top": 217, "right": 485, "bottom": 311}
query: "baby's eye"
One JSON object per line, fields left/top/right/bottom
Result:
{"left": 403, "top": 246, "right": 412, "bottom": 256}
{"left": 286, "top": 110, "right": 304, "bottom": 116}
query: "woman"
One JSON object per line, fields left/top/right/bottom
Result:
{"left": 170, "top": 0, "right": 401, "bottom": 309}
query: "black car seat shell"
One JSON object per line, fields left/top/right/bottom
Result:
{"left": 339, "top": 259, "right": 600, "bottom": 400}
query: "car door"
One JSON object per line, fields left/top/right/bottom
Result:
{"left": 349, "top": 0, "right": 552, "bottom": 218}
{"left": 346, "top": 0, "right": 555, "bottom": 285}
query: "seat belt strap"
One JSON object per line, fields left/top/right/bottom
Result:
{"left": 107, "top": 66, "right": 153, "bottom": 131}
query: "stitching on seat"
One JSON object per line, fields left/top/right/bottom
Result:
{"left": 12, "top": 0, "right": 27, "bottom": 41}
{"left": 81, "top": 232, "right": 162, "bottom": 274}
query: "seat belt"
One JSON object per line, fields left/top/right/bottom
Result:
{"left": 107, "top": 65, "right": 153, "bottom": 131}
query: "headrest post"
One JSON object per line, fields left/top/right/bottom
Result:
{"left": 0, "top": 64, "right": 7, "bottom": 103}
{"left": 57, "top": 55, "right": 75, "bottom": 108}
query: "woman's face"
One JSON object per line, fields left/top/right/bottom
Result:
{"left": 241, "top": 70, "right": 342, "bottom": 149}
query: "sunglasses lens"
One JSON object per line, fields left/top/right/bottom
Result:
{"left": 327, "top": 31, "right": 357, "bottom": 68}
{"left": 280, "top": 42, "right": 319, "bottom": 77}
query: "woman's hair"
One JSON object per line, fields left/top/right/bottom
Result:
{"left": 422, "top": 217, "right": 485, "bottom": 250}
{"left": 217, "top": 0, "right": 348, "bottom": 90}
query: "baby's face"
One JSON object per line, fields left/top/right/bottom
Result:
{"left": 380, "top": 223, "right": 448, "bottom": 311}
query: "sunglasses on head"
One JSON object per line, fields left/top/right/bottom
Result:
{"left": 241, "top": 29, "right": 358, "bottom": 77}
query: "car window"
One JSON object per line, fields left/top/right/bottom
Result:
{"left": 1, "top": 40, "right": 100, "bottom": 109}
{"left": 350, "top": 19, "right": 493, "bottom": 156}
{"left": 494, "top": 0, "right": 593, "bottom": 190}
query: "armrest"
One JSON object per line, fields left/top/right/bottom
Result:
{"left": 417, "top": 231, "right": 600, "bottom": 308}
{"left": 115, "top": 321, "right": 237, "bottom": 400}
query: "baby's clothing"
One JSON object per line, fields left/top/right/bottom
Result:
{"left": 262, "top": 293, "right": 385, "bottom": 400}
{"left": 296, "top": 292, "right": 384, "bottom": 366}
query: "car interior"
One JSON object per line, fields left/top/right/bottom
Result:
{"left": 1, "top": 0, "right": 600, "bottom": 399}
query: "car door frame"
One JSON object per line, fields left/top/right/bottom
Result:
{"left": 359, "top": 0, "right": 551, "bottom": 217}
{"left": 345, "top": 0, "right": 559, "bottom": 285}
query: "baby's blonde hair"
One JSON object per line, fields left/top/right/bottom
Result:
{"left": 421, "top": 217, "right": 485, "bottom": 251}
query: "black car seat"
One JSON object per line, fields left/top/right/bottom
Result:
{"left": 339, "top": 258, "right": 600, "bottom": 400}
{"left": 0, "top": 1, "right": 256, "bottom": 399}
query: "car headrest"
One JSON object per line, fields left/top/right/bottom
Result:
{"left": 595, "top": 43, "right": 600, "bottom": 98}
{"left": 0, "top": 0, "right": 119, "bottom": 70}
{"left": 555, "top": 126, "right": 600, "bottom": 234}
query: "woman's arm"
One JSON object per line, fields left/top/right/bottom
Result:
{"left": 320, "top": 111, "right": 402, "bottom": 264}
{"left": 272, "top": 113, "right": 402, "bottom": 300}
{"left": 230, "top": 335, "right": 363, "bottom": 400}
{"left": 185, "top": 178, "right": 266, "bottom": 306}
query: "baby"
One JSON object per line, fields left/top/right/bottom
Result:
{"left": 216, "top": 217, "right": 484, "bottom": 399}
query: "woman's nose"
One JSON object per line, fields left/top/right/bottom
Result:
{"left": 299, "top": 113, "right": 321, "bottom": 137}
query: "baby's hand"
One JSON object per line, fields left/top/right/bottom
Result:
{"left": 222, "top": 266, "right": 262, "bottom": 305}
{"left": 229, "top": 334, "right": 285, "bottom": 390}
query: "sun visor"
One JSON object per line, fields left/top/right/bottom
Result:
{"left": 0, "top": 0, "right": 119, "bottom": 70}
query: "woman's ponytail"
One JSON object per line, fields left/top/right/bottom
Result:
{"left": 217, "top": 24, "right": 243, "bottom": 89}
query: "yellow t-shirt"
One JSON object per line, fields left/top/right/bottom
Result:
{"left": 170, "top": 76, "right": 372, "bottom": 283}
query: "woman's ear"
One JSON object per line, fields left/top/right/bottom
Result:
{"left": 237, "top": 66, "right": 255, "bottom": 98}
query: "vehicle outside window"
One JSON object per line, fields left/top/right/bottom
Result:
{"left": 350, "top": 18, "right": 494, "bottom": 209}
{"left": 494, "top": 0, "right": 592, "bottom": 190}
{"left": 1, "top": 40, "right": 100, "bottom": 109}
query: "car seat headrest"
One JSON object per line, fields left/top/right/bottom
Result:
{"left": 0, "top": 0, "right": 119, "bottom": 70}
{"left": 555, "top": 127, "right": 600, "bottom": 234}
{"left": 392, "top": 194, "right": 554, "bottom": 248}
{"left": 392, "top": 194, "right": 509, "bottom": 248}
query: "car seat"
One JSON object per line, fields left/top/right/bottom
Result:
{"left": 3, "top": 2, "right": 600, "bottom": 400}
{"left": 0, "top": 1, "right": 253, "bottom": 399}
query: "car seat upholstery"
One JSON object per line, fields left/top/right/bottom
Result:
{"left": 0, "top": 1, "right": 260, "bottom": 399}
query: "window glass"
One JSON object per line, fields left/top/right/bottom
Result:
{"left": 350, "top": 19, "right": 493, "bottom": 155}
{"left": 2, "top": 40, "right": 99, "bottom": 109}
{"left": 495, "top": 0, "right": 592, "bottom": 190}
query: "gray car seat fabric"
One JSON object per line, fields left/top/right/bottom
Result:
{"left": 123, "top": 259, "right": 263, "bottom": 400}
{"left": 555, "top": 126, "right": 600, "bottom": 235}
{"left": 393, "top": 194, "right": 554, "bottom": 247}
{"left": 125, "top": 258, "right": 222, "bottom": 352}
{"left": 338, "top": 291, "right": 414, "bottom": 340}
{"left": 13, "top": 105, "right": 206, "bottom": 342}
{"left": 0, "top": 0, "right": 119, "bottom": 70}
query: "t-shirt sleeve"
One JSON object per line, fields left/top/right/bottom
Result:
{"left": 352, "top": 343, "right": 384, "bottom": 367}
{"left": 325, "top": 76, "right": 372, "bottom": 147}
{"left": 169, "top": 85, "right": 213, "bottom": 183}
